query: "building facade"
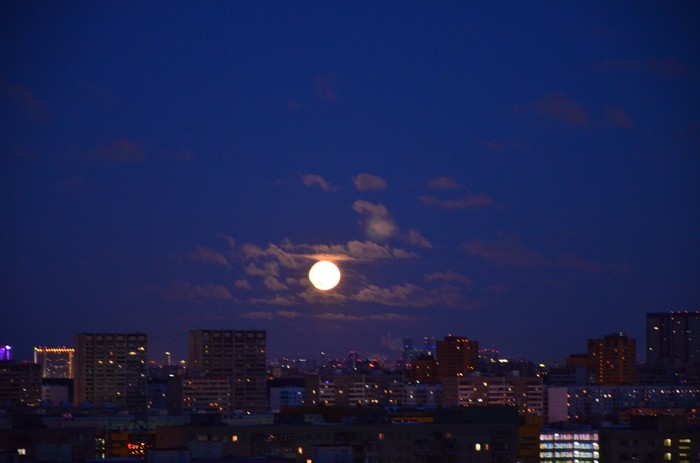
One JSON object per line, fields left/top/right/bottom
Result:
{"left": 33, "top": 346, "right": 75, "bottom": 379}
{"left": 73, "top": 333, "right": 148, "bottom": 411}
{"left": 587, "top": 333, "right": 637, "bottom": 385}
{"left": 647, "top": 312, "right": 700, "bottom": 368}
{"left": 188, "top": 330, "right": 267, "bottom": 413}
{"left": 436, "top": 335, "right": 479, "bottom": 379}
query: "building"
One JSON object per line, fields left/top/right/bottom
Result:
{"left": 436, "top": 335, "right": 479, "bottom": 379}
{"left": 73, "top": 333, "right": 148, "bottom": 411}
{"left": 304, "top": 373, "right": 404, "bottom": 407}
{"left": 647, "top": 311, "right": 700, "bottom": 368}
{"left": 33, "top": 346, "right": 75, "bottom": 379}
{"left": 441, "top": 375, "right": 544, "bottom": 415}
{"left": 0, "top": 345, "right": 10, "bottom": 361}
{"left": 600, "top": 415, "right": 699, "bottom": 463}
{"left": 0, "top": 361, "right": 41, "bottom": 408}
{"left": 587, "top": 333, "right": 637, "bottom": 385}
{"left": 539, "top": 427, "right": 600, "bottom": 463}
{"left": 181, "top": 375, "right": 232, "bottom": 413}
{"left": 188, "top": 330, "right": 267, "bottom": 413}
{"left": 406, "top": 355, "right": 438, "bottom": 384}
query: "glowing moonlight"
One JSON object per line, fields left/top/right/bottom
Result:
{"left": 308, "top": 260, "right": 341, "bottom": 290}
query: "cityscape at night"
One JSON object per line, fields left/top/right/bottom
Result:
{"left": 1, "top": 2, "right": 699, "bottom": 462}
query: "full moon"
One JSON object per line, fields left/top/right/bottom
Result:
{"left": 308, "top": 260, "right": 341, "bottom": 291}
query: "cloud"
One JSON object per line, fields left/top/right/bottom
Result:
{"left": 354, "top": 173, "right": 388, "bottom": 191}
{"left": 419, "top": 193, "right": 493, "bottom": 211}
{"left": 477, "top": 140, "right": 529, "bottom": 153}
{"left": 352, "top": 199, "right": 397, "bottom": 240}
{"left": 593, "top": 59, "right": 688, "bottom": 78}
{"left": 241, "top": 309, "right": 301, "bottom": 319}
{"left": 0, "top": 80, "right": 43, "bottom": 118}
{"left": 406, "top": 229, "right": 432, "bottom": 248}
{"left": 463, "top": 237, "right": 629, "bottom": 272}
{"left": 380, "top": 333, "right": 404, "bottom": 351}
{"left": 250, "top": 295, "right": 296, "bottom": 306}
{"left": 264, "top": 276, "right": 288, "bottom": 291}
{"left": 424, "top": 271, "right": 472, "bottom": 285}
{"left": 286, "top": 239, "right": 417, "bottom": 262}
{"left": 463, "top": 237, "right": 549, "bottom": 268}
{"left": 428, "top": 176, "right": 462, "bottom": 190}
{"left": 314, "top": 312, "right": 416, "bottom": 322}
{"left": 245, "top": 262, "right": 279, "bottom": 277}
{"left": 315, "top": 74, "right": 338, "bottom": 102}
{"left": 301, "top": 173, "right": 335, "bottom": 192}
{"left": 352, "top": 283, "right": 460, "bottom": 308}
{"left": 160, "top": 280, "right": 233, "bottom": 303}
{"left": 190, "top": 245, "right": 231, "bottom": 269}
{"left": 89, "top": 138, "right": 145, "bottom": 162}
{"left": 605, "top": 106, "right": 634, "bottom": 128}
{"left": 234, "top": 279, "right": 253, "bottom": 290}
{"left": 299, "top": 286, "right": 348, "bottom": 305}
{"left": 533, "top": 92, "right": 590, "bottom": 127}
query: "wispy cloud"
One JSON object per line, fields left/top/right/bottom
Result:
{"left": 352, "top": 199, "right": 397, "bottom": 239}
{"left": 354, "top": 173, "right": 388, "bottom": 191}
{"left": 406, "top": 229, "right": 432, "bottom": 248}
{"left": 463, "top": 236, "right": 629, "bottom": 272}
{"left": 352, "top": 282, "right": 471, "bottom": 309}
{"left": 264, "top": 276, "right": 288, "bottom": 291}
{"left": 234, "top": 279, "right": 253, "bottom": 290}
{"left": 89, "top": 138, "right": 145, "bottom": 162}
{"left": 605, "top": 106, "right": 634, "bottom": 128}
{"left": 427, "top": 176, "right": 462, "bottom": 190}
{"left": 315, "top": 74, "right": 338, "bottom": 102}
{"left": 424, "top": 271, "right": 472, "bottom": 285}
{"left": 419, "top": 193, "right": 493, "bottom": 211}
{"left": 160, "top": 280, "right": 233, "bottom": 304}
{"left": 190, "top": 245, "right": 231, "bottom": 269}
{"left": 301, "top": 173, "right": 335, "bottom": 192}
{"left": 533, "top": 92, "right": 590, "bottom": 127}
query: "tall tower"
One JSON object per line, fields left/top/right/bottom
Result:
{"left": 188, "top": 330, "right": 267, "bottom": 413}
{"left": 587, "top": 333, "right": 637, "bottom": 385}
{"left": 647, "top": 311, "right": 700, "bottom": 367}
{"left": 73, "top": 333, "right": 147, "bottom": 411}
{"left": 436, "top": 335, "right": 479, "bottom": 379}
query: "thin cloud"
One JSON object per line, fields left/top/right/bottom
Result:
{"left": 160, "top": 280, "right": 233, "bottom": 304}
{"left": 352, "top": 283, "right": 459, "bottom": 308}
{"left": 463, "top": 237, "right": 629, "bottom": 272}
{"left": 406, "top": 229, "right": 432, "bottom": 248}
{"left": 264, "top": 276, "right": 288, "bottom": 292}
{"left": 89, "top": 138, "right": 145, "bottom": 162}
{"left": 301, "top": 173, "right": 335, "bottom": 192}
{"left": 533, "top": 92, "right": 590, "bottom": 127}
{"left": 234, "top": 279, "right": 253, "bottom": 290}
{"left": 425, "top": 271, "right": 472, "bottom": 285}
{"left": 352, "top": 199, "right": 397, "bottom": 240}
{"left": 605, "top": 106, "right": 634, "bottom": 128}
{"left": 315, "top": 74, "right": 338, "bottom": 102}
{"left": 354, "top": 173, "right": 388, "bottom": 191}
{"left": 419, "top": 193, "right": 493, "bottom": 211}
{"left": 190, "top": 245, "right": 231, "bottom": 269}
{"left": 428, "top": 176, "right": 462, "bottom": 190}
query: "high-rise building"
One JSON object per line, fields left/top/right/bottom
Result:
{"left": 73, "top": 333, "right": 148, "bottom": 411}
{"left": 587, "top": 333, "right": 637, "bottom": 385}
{"left": 188, "top": 330, "right": 267, "bottom": 413}
{"left": 436, "top": 335, "right": 479, "bottom": 379}
{"left": 34, "top": 346, "right": 75, "bottom": 379}
{"left": 647, "top": 311, "right": 700, "bottom": 367}
{"left": 423, "top": 336, "right": 436, "bottom": 357}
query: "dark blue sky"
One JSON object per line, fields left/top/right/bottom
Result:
{"left": 2, "top": 2, "right": 699, "bottom": 364}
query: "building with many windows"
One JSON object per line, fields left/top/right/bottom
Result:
{"left": 647, "top": 311, "right": 700, "bottom": 368}
{"left": 188, "top": 330, "right": 267, "bottom": 413}
{"left": 33, "top": 346, "right": 75, "bottom": 379}
{"left": 436, "top": 335, "right": 479, "bottom": 379}
{"left": 539, "top": 428, "right": 599, "bottom": 463}
{"left": 587, "top": 333, "right": 637, "bottom": 385}
{"left": 73, "top": 333, "right": 148, "bottom": 411}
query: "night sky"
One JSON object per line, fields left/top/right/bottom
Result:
{"left": 2, "top": 3, "right": 699, "bottom": 364}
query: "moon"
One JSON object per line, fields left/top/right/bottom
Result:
{"left": 309, "top": 260, "right": 341, "bottom": 291}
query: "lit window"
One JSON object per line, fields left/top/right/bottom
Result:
{"left": 232, "top": 435, "right": 238, "bottom": 442}
{"left": 664, "top": 453, "right": 672, "bottom": 461}
{"left": 664, "top": 438, "right": 672, "bottom": 447}
{"left": 17, "top": 449, "right": 26, "bottom": 455}
{"left": 298, "top": 447, "right": 303, "bottom": 454}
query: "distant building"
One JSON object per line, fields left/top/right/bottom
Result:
{"left": 305, "top": 373, "right": 404, "bottom": 407}
{"left": 436, "top": 335, "right": 479, "bottom": 379}
{"left": 423, "top": 336, "right": 436, "bottom": 357}
{"left": 406, "top": 355, "right": 438, "bottom": 384}
{"left": 647, "top": 311, "right": 700, "bottom": 368}
{"left": 0, "top": 361, "right": 41, "bottom": 408}
{"left": 33, "top": 346, "right": 75, "bottom": 379}
{"left": 73, "top": 333, "right": 148, "bottom": 411}
{"left": 0, "top": 345, "right": 10, "bottom": 361}
{"left": 441, "top": 375, "right": 544, "bottom": 415}
{"left": 539, "top": 427, "right": 599, "bottom": 463}
{"left": 587, "top": 333, "right": 637, "bottom": 385}
{"left": 188, "top": 330, "right": 267, "bottom": 413}
{"left": 180, "top": 375, "right": 232, "bottom": 413}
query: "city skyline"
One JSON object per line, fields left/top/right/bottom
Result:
{"left": 2, "top": 4, "right": 699, "bottom": 364}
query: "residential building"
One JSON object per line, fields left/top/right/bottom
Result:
{"left": 647, "top": 311, "right": 700, "bottom": 368}
{"left": 587, "top": 333, "right": 637, "bottom": 385}
{"left": 436, "top": 335, "right": 479, "bottom": 379}
{"left": 188, "top": 330, "right": 267, "bottom": 413}
{"left": 73, "top": 333, "right": 148, "bottom": 411}
{"left": 33, "top": 346, "right": 74, "bottom": 379}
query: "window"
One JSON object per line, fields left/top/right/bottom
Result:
{"left": 664, "top": 438, "right": 672, "bottom": 447}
